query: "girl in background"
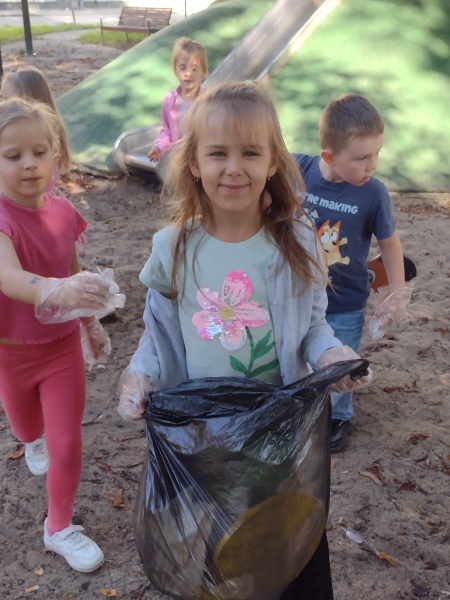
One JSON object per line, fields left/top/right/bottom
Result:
{"left": 148, "top": 37, "right": 208, "bottom": 162}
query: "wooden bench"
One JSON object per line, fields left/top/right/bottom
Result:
{"left": 100, "top": 7, "right": 172, "bottom": 43}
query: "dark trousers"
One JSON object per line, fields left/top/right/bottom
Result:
{"left": 279, "top": 532, "right": 333, "bottom": 599}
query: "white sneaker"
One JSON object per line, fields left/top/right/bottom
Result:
{"left": 44, "top": 519, "right": 104, "bottom": 573}
{"left": 25, "top": 437, "right": 49, "bottom": 476}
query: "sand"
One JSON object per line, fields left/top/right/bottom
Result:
{"left": 0, "top": 37, "right": 449, "bottom": 600}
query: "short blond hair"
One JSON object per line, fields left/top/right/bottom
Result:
{"left": 319, "top": 94, "right": 384, "bottom": 154}
{"left": 0, "top": 97, "right": 62, "bottom": 162}
{"left": 172, "top": 37, "right": 208, "bottom": 76}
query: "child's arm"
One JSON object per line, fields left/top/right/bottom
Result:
{"left": 0, "top": 232, "right": 112, "bottom": 311}
{"left": 149, "top": 94, "right": 174, "bottom": 159}
{"left": 377, "top": 230, "right": 405, "bottom": 289}
{"left": 118, "top": 288, "right": 187, "bottom": 421}
{"left": 370, "top": 231, "right": 411, "bottom": 337}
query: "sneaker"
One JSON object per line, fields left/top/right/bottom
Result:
{"left": 331, "top": 419, "right": 353, "bottom": 453}
{"left": 44, "top": 519, "right": 104, "bottom": 573}
{"left": 25, "top": 437, "right": 49, "bottom": 476}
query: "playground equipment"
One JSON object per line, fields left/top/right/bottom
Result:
{"left": 112, "top": 0, "right": 341, "bottom": 178}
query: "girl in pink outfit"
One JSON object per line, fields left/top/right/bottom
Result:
{"left": 148, "top": 37, "right": 208, "bottom": 162}
{"left": 1, "top": 67, "right": 86, "bottom": 253}
{"left": 0, "top": 98, "right": 122, "bottom": 573}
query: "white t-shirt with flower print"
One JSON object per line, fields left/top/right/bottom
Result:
{"left": 140, "top": 225, "right": 283, "bottom": 385}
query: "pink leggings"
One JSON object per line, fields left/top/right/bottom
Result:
{"left": 0, "top": 328, "right": 86, "bottom": 535}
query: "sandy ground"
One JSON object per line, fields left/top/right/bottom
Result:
{"left": 1, "top": 38, "right": 450, "bottom": 600}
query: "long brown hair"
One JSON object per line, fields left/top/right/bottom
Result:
{"left": 2, "top": 67, "right": 71, "bottom": 171}
{"left": 163, "top": 81, "right": 327, "bottom": 295}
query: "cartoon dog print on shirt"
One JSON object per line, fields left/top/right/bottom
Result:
{"left": 317, "top": 219, "right": 350, "bottom": 266}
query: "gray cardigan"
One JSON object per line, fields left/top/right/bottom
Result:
{"left": 130, "top": 222, "right": 342, "bottom": 390}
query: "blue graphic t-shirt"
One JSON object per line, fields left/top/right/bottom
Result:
{"left": 294, "top": 154, "right": 396, "bottom": 314}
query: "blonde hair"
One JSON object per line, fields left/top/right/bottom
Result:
{"left": 319, "top": 93, "right": 384, "bottom": 154}
{"left": 0, "top": 97, "right": 62, "bottom": 163}
{"left": 172, "top": 37, "right": 208, "bottom": 76}
{"left": 1, "top": 67, "right": 71, "bottom": 171}
{"left": 163, "top": 80, "right": 326, "bottom": 296}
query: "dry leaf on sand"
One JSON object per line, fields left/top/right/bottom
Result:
{"left": 99, "top": 590, "right": 118, "bottom": 598}
{"left": 375, "top": 551, "right": 400, "bottom": 566}
{"left": 9, "top": 447, "right": 25, "bottom": 460}
{"left": 359, "top": 470, "right": 382, "bottom": 485}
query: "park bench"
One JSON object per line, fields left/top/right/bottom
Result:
{"left": 100, "top": 7, "right": 172, "bottom": 43}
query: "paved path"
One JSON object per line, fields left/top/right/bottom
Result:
{"left": 0, "top": 0, "right": 215, "bottom": 26}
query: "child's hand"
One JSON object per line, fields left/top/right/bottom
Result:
{"left": 317, "top": 345, "right": 373, "bottom": 392}
{"left": 80, "top": 317, "right": 111, "bottom": 370}
{"left": 118, "top": 369, "right": 152, "bottom": 421}
{"left": 369, "top": 284, "right": 413, "bottom": 340}
{"left": 148, "top": 147, "right": 162, "bottom": 162}
{"left": 35, "top": 271, "right": 125, "bottom": 324}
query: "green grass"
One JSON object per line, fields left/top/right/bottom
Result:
{"left": 272, "top": 0, "right": 450, "bottom": 190}
{"left": 78, "top": 30, "right": 147, "bottom": 46}
{"left": 0, "top": 23, "right": 97, "bottom": 44}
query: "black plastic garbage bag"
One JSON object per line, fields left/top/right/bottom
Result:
{"left": 134, "top": 360, "right": 369, "bottom": 600}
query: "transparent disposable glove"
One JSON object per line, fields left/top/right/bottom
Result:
{"left": 317, "top": 345, "right": 373, "bottom": 393}
{"left": 80, "top": 318, "right": 111, "bottom": 370}
{"left": 369, "top": 283, "right": 413, "bottom": 341}
{"left": 117, "top": 368, "right": 152, "bottom": 422}
{"left": 35, "top": 268, "right": 125, "bottom": 324}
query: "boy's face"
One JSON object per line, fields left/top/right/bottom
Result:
{"left": 323, "top": 134, "right": 384, "bottom": 186}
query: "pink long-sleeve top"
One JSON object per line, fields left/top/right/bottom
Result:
{"left": 153, "top": 85, "right": 206, "bottom": 155}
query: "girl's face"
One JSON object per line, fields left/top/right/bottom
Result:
{"left": 0, "top": 117, "right": 55, "bottom": 207}
{"left": 191, "top": 117, "right": 277, "bottom": 221}
{"left": 175, "top": 50, "right": 205, "bottom": 96}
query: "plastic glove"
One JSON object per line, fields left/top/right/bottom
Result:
{"left": 35, "top": 268, "right": 126, "bottom": 324}
{"left": 117, "top": 369, "right": 152, "bottom": 422}
{"left": 369, "top": 283, "right": 413, "bottom": 341}
{"left": 80, "top": 318, "right": 111, "bottom": 370}
{"left": 317, "top": 345, "right": 373, "bottom": 393}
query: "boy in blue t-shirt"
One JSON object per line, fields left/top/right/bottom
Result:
{"left": 294, "top": 94, "right": 406, "bottom": 452}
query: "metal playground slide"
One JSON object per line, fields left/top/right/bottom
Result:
{"left": 112, "top": 0, "right": 340, "bottom": 177}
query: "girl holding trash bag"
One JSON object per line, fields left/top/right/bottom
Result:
{"left": 118, "top": 81, "right": 372, "bottom": 598}
{"left": 0, "top": 98, "right": 125, "bottom": 572}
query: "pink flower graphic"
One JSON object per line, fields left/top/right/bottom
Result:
{"left": 192, "top": 270, "right": 269, "bottom": 351}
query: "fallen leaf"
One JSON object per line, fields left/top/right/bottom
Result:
{"left": 99, "top": 590, "right": 118, "bottom": 598}
{"left": 25, "top": 586, "right": 39, "bottom": 593}
{"left": 424, "top": 560, "right": 437, "bottom": 570}
{"left": 407, "top": 433, "right": 429, "bottom": 444}
{"left": 120, "top": 433, "right": 145, "bottom": 442}
{"left": 0, "top": 406, "right": 4, "bottom": 413}
{"left": 95, "top": 460, "right": 111, "bottom": 472}
{"left": 34, "top": 567, "right": 44, "bottom": 576}
{"left": 359, "top": 470, "right": 382, "bottom": 485}
{"left": 397, "top": 529, "right": 408, "bottom": 536}
{"left": 383, "top": 385, "right": 404, "bottom": 393}
{"left": 338, "top": 517, "right": 346, "bottom": 526}
{"left": 9, "top": 446, "right": 25, "bottom": 460}
{"left": 366, "top": 464, "right": 387, "bottom": 484}
{"left": 397, "top": 481, "right": 416, "bottom": 492}
{"left": 62, "top": 594, "right": 74, "bottom": 599}
{"left": 107, "top": 488, "right": 124, "bottom": 508}
{"left": 375, "top": 551, "right": 400, "bottom": 566}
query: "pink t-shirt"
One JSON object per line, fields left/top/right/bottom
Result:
{"left": 0, "top": 193, "right": 87, "bottom": 344}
